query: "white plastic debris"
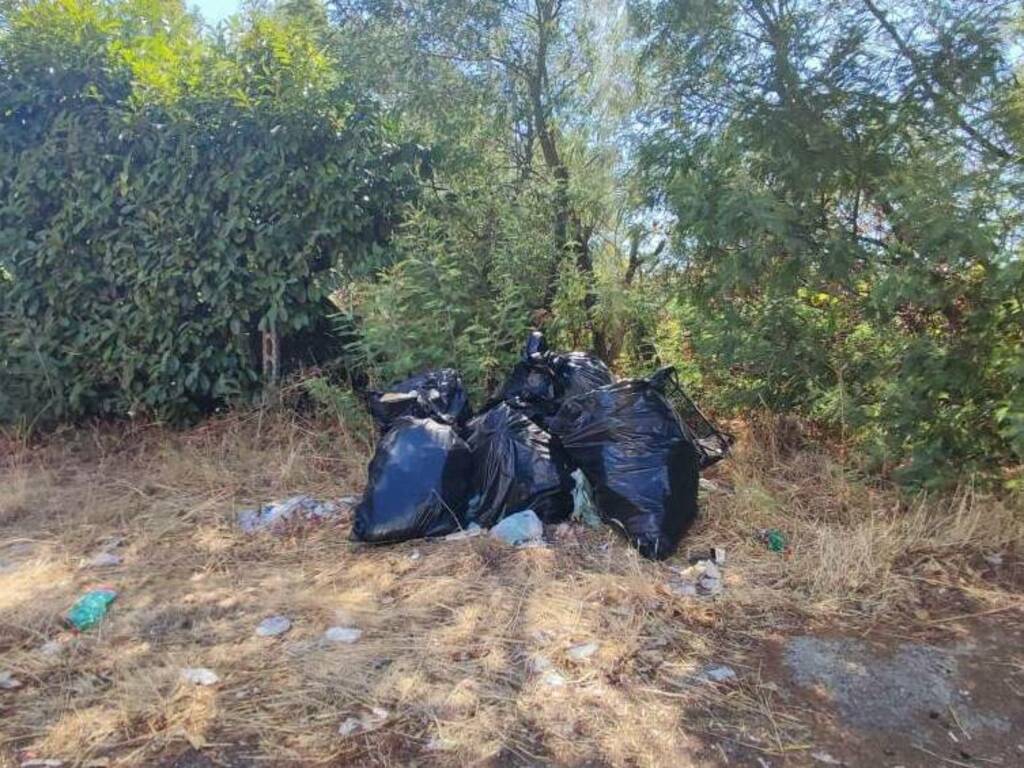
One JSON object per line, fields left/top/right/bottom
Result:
{"left": 667, "top": 559, "right": 724, "bottom": 598}
{"left": 20, "top": 760, "right": 65, "bottom": 768}
{"left": 0, "top": 670, "right": 23, "bottom": 689}
{"left": 570, "top": 469, "right": 601, "bottom": 527}
{"left": 238, "top": 495, "right": 340, "bottom": 533}
{"left": 255, "top": 615, "right": 292, "bottom": 638}
{"left": 39, "top": 640, "right": 64, "bottom": 657}
{"left": 984, "top": 553, "right": 1003, "bottom": 567}
{"left": 337, "top": 717, "right": 363, "bottom": 737}
{"left": 409, "top": 549, "right": 421, "bottom": 561}
{"left": 180, "top": 667, "right": 220, "bottom": 686}
{"left": 490, "top": 509, "right": 543, "bottom": 546}
{"left": 566, "top": 642, "right": 599, "bottom": 662}
{"left": 324, "top": 627, "right": 362, "bottom": 644}
{"left": 444, "top": 522, "right": 484, "bottom": 541}
{"left": 668, "top": 581, "right": 698, "bottom": 597}
{"left": 426, "top": 736, "right": 454, "bottom": 751}
{"left": 811, "top": 752, "right": 842, "bottom": 765}
{"left": 541, "top": 670, "right": 567, "bottom": 687}
{"left": 701, "top": 665, "right": 737, "bottom": 683}
{"left": 81, "top": 551, "right": 123, "bottom": 568}
{"left": 527, "top": 654, "right": 552, "bottom": 673}
{"left": 699, "top": 478, "right": 722, "bottom": 494}
{"left": 338, "top": 707, "right": 389, "bottom": 737}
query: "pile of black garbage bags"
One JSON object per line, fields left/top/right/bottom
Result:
{"left": 351, "top": 332, "right": 732, "bottom": 560}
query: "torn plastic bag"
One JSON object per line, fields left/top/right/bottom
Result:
{"left": 367, "top": 368, "right": 471, "bottom": 432}
{"left": 351, "top": 417, "right": 472, "bottom": 543}
{"left": 547, "top": 370, "right": 700, "bottom": 560}
{"left": 651, "top": 368, "right": 734, "bottom": 469}
{"left": 465, "top": 403, "right": 572, "bottom": 527}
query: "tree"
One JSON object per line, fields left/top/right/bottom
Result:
{"left": 632, "top": 0, "right": 1024, "bottom": 485}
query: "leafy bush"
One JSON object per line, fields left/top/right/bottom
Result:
{"left": 351, "top": 170, "right": 561, "bottom": 399}
{"left": 0, "top": 0, "right": 421, "bottom": 424}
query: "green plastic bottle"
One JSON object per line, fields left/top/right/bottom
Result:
{"left": 66, "top": 588, "right": 118, "bottom": 631}
{"left": 764, "top": 529, "right": 787, "bottom": 552}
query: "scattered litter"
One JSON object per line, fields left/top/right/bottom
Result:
{"left": 324, "top": 627, "right": 362, "bottom": 644}
{"left": 337, "top": 707, "right": 389, "bottom": 738}
{"left": 352, "top": 418, "right": 472, "bottom": 542}
{"left": 552, "top": 522, "right": 575, "bottom": 541}
{"left": 66, "top": 588, "right": 117, "bottom": 631}
{"left": 984, "top": 553, "right": 1003, "bottom": 567}
{"left": 531, "top": 629, "right": 554, "bottom": 644}
{"left": 39, "top": 640, "right": 64, "bottom": 657}
{"left": 570, "top": 468, "right": 601, "bottom": 527}
{"left": 238, "top": 495, "right": 340, "bottom": 534}
{"left": 761, "top": 528, "right": 787, "bottom": 552}
{"left": 696, "top": 479, "right": 720, "bottom": 495}
{"left": 811, "top": 751, "right": 842, "bottom": 765}
{"left": 700, "top": 665, "right": 737, "bottom": 683}
{"left": 566, "top": 642, "right": 599, "bottom": 662}
{"left": 667, "top": 580, "right": 698, "bottom": 597}
{"left": 688, "top": 547, "right": 726, "bottom": 565}
{"left": 667, "top": 560, "right": 723, "bottom": 597}
{"left": 425, "top": 736, "right": 454, "bottom": 751}
{"left": 180, "top": 667, "right": 220, "bottom": 686}
{"left": 81, "top": 551, "right": 122, "bottom": 568}
{"left": 515, "top": 539, "right": 548, "bottom": 549}
{"left": 540, "top": 670, "right": 567, "bottom": 687}
{"left": 20, "top": 760, "right": 64, "bottom": 768}
{"left": 1, "top": 670, "right": 23, "bottom": 689}
{"left": 338, "top": 495, "right": 360, "bottom": 507}
{"left": 445, "top": 522, "right": 483, "bottom": 541}
{"left": 490, "top": 509, "right": 544, "bottom": 546}
{"left": 409, "top": 549, "right": 421, "bottom": 560}
{"left": 255, "top": 615, "right": 292, "bottom": 638}
{"left": 527, "top": 654, "right": 552, "bottom": 673}
{"left": 337, "top": 717, "right": 362, "bottom": 737}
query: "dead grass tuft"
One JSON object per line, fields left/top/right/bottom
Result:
{"left": 1, "top": 411, "right": 1020, "bottom": 766}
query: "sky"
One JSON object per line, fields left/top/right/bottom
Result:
{"left": 192, "top": 0, "right": 240, "bottom": 24}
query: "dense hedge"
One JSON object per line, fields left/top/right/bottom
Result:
{"left": 0, "top": 1, "right": 421, "bottom": 423}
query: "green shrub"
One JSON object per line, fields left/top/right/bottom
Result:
{"left": 0, "top": 0, "right": 421, "bottom": 424}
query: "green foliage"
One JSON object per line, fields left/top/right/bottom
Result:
{"left": 352, "top": 171, "right": 560, "bottom": 398}
{"left": 636, "top": 0, "right": 1024, "bottom": 488}
{"left": 2, "top": 0, "right": 1021, "bottom": 495}
{"left": 0, "top": 0, "right": 420, "bottom": 424}
{"left": 299, "top": 375, "right": 373, "bottom": 440}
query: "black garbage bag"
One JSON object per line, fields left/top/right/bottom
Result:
{"left": 351, "top": 416, "right": 473, "bottom": 543}
{"left": 367, "top": 368, "right": 471, "bottom": 432}
{"left": 465, "top": 403, "right": 573, "bottom": 527}
{"left": 547, "top": 370, "right": 700, "bottom": 560}
{"left": 551, "top": 351, "right": 614, "bottom": 400}
{"left": 496, "top": 332, "right": 614, "bottom": 426}
{"left": 496, "top": 332, "right": 557, "bottom": 415}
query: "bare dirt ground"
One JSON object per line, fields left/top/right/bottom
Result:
{"left": 1, "top": 412, "right": 1022, "bottom": 767}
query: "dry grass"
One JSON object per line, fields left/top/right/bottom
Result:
{"left": 1, "top": 411, "right": 1021, "bottom": 767}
